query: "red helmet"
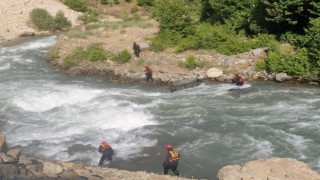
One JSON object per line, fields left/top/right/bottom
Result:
{"left": 101, "top": 140, "right": 107, "bottom": 145}
{"left": 165, "top": 144, "right": 173, "bottom": 149}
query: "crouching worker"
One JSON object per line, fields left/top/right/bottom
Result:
{"left": 98, "top": 140, "right": 114, "bottom": 166}
{"left": 232, "top": 73, "right": 244, "bottom": 86}
{"left": 162, "top": 144, "right": 180, "bottom": 176}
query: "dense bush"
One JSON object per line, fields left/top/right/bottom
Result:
{"left": 53, "top": 11, "right": 71, "bottom": 31}
{"left": 30, "top": 9, "right": 71, "bottom": 32}
{"left": 114, "top": 50, "right": 132, "bottom": 63}
{"left": 100, "top": 0, "right": 108, "bottom": 4}
{"left": 62, "top": 44, "right": 108, "bottom": 68}
{"left": 79, "top": 8, "right": 99, "bottom": 23}
{"left": 265, "top": 47, "right": 311, "bottom": 76}
{"left": 62, "top": 47, "right": 87, "bottom": 69}
{"left": 185, "top": 55, "right": 198, "bottom": 69}
{"left": 87, "top": 44, "right": 107, "bottom": 61}
{"left": 30, "top": 8, "right": 54, "bottom": 31}
{"left": 137, "top": 0, "right": 155, "bottom": 6}
{"left": 63, "top": 0, "right": 87, "bottom": 12}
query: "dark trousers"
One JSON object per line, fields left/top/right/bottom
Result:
{"left": 163, "top": 162, "right": 180, "bottom": 176}
{"left": 99, "top": 149, "right": 113, "bottom": 166}
{"left": 146, "top": 72, "right": 153, "bottom": 81}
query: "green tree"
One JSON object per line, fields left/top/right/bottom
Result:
{"left": 200, "top": 0, "right": 257, "bottom": 30}
{"left": 252, "top": 0, "right": 320, "bottom": 34}
{"left": 153, "top": 0, "right": 194, "bottom": 36}
{"left": 304, "top": 18, "right": 320, "bottom": 72}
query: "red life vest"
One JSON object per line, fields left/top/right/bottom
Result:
{"left": 99, "top": 143, "right": 111, "bottom": 153}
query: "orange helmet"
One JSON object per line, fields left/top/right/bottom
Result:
{"left": 165, "top": 144, "right": 173, "bottom": 149}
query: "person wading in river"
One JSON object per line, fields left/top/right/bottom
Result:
{"left": 162, "top": 144, "right": 180, "bottom": 176}
{"left": 98, "top": 140, "right": 113, "bottom": 166}
{"left": 144, "top": 65, "right": 153, "bottom": 82}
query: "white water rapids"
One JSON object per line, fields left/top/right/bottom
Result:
{"left": 0, "top": 36, "right": 319, "bottom": 179}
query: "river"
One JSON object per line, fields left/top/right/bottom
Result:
{"left": 0, "top": 36, "right": 319, "bottom": 179}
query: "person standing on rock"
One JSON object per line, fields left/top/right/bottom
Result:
{"left": 98, "top": 140, "right": 113, "bottom": 166}
{"left": 232, "top": 73, "right": 244, "bottom": 86}
{"left": 162, "top": 144, "right": 180, "bottom": 176}
{"left": 144, "top": 65, "right": 153, "bottom": 82}
{"left": 133, "top": 42, "right": 141, "bottom": 58}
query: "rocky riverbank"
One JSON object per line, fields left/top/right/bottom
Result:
{"left": 1, "top": 133, "right": 320, "bottom": 180}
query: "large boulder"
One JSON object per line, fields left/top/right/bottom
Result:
{"left": 275, "top": 72, "right": 289, "bottom": 82}
{"left": 217, "top": 157, "right": 320, "bottom": 180}
{"left": 0, "top": 133, "right": 8, "bottom": 153}
{"left": 207, "top": 68, "right": 223, "bottom": 79}
{"left": 169, "top": 78, "right": 201, "bottom": 92}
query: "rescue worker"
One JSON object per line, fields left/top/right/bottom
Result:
{"left": 232, "top": 73, "right": 244, "bottom": 86}
{"left": 162, "top": 144, "right": 180, "bottom": 176}
{"left": 98, "top": 140, "right": 114, "bottom": 166}
{"left": 133, "top": 42, "right": 141, "bottom": 58}
{"left": 144, "top": 65, "right": 153, "bottom": 82}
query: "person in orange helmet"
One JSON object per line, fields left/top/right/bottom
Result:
{"left": 98, "top": 140, "right": 113, "bottom": 166}
{"left": 162, "top": 144, "right": 180, "bottom": 176}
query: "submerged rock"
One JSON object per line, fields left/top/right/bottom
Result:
{"left": 169, "top": 78, "right": 202, "bottom": 92}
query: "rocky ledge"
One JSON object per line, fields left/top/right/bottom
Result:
{"left": 1, "top": 133, "right": 320, "bottom": 180}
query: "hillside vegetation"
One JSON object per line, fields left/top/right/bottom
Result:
{"left": 56, "top": 0, "right": 319, "bottom": 80}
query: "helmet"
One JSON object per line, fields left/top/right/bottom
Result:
{"left": 165, "top": 144, "right": 173, "bottom": 149}
{"left": 101, "top": 140, "right": 107, "bottom": 145}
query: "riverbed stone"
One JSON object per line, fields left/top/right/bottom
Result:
{"left": 275, "top": 72, "right": 289, "bottom": 82}
{"left": 0, "top": 164, "right": 19, "bottom": 178}
{"left": 207, "top": 68, "right": 223, "bottom": 78}
{"left": 0, "top": 153, "right": 17, "bottom": 163}
{"left": 217, "top": 157, "right": 320, "bottom": 180}
{"left": 0, "top": 133, "right": 8, "bottom": 153}
{"left": 43, "top": 161, "right": 64, "bottom": 176}
{"left": 7, "top": 148, "right": 21, "bottom": 160}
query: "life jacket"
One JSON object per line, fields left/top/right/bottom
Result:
{"left": 168, "top": 150, "right": 180, "bottom": 163}
{"left": 98, "top": 143, "right": 111, "bottom": 153}
{"left": 145, "top": 66, "right": 152, "bottom": 73}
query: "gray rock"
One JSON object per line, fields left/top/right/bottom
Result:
{"left": 251, "top": 48, "right": 267, "bottom": 57}
{"left": 19, "top": 31, "right": 35, "bottom": 37}
{"left": 275, "top": 73, "right": 289, "bottom": 82}
{"left": 169, "top": 78, "right": 201, "bottom": 92}
{"left": 224, "top": 56, "right": 236, "bottom": 65}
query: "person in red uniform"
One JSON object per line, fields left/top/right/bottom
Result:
{"left": 162, "top": 144, "right": 180, "bottom": 176}
{"left": 144, "top": 65, "right": 153, "bottom": 82}
{"left": 232, "top": 73, "right": 244, "bottom": 86}
{"left": 98, "top": 140, "right": 113, "bottom": 166}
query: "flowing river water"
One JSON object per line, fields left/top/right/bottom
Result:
{"left": 0, "top": 36, "right": 319, "bottom": 179}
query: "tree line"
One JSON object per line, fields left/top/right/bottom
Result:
{"left": 148, "top": 0, "right": 320, "bottom": 79}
